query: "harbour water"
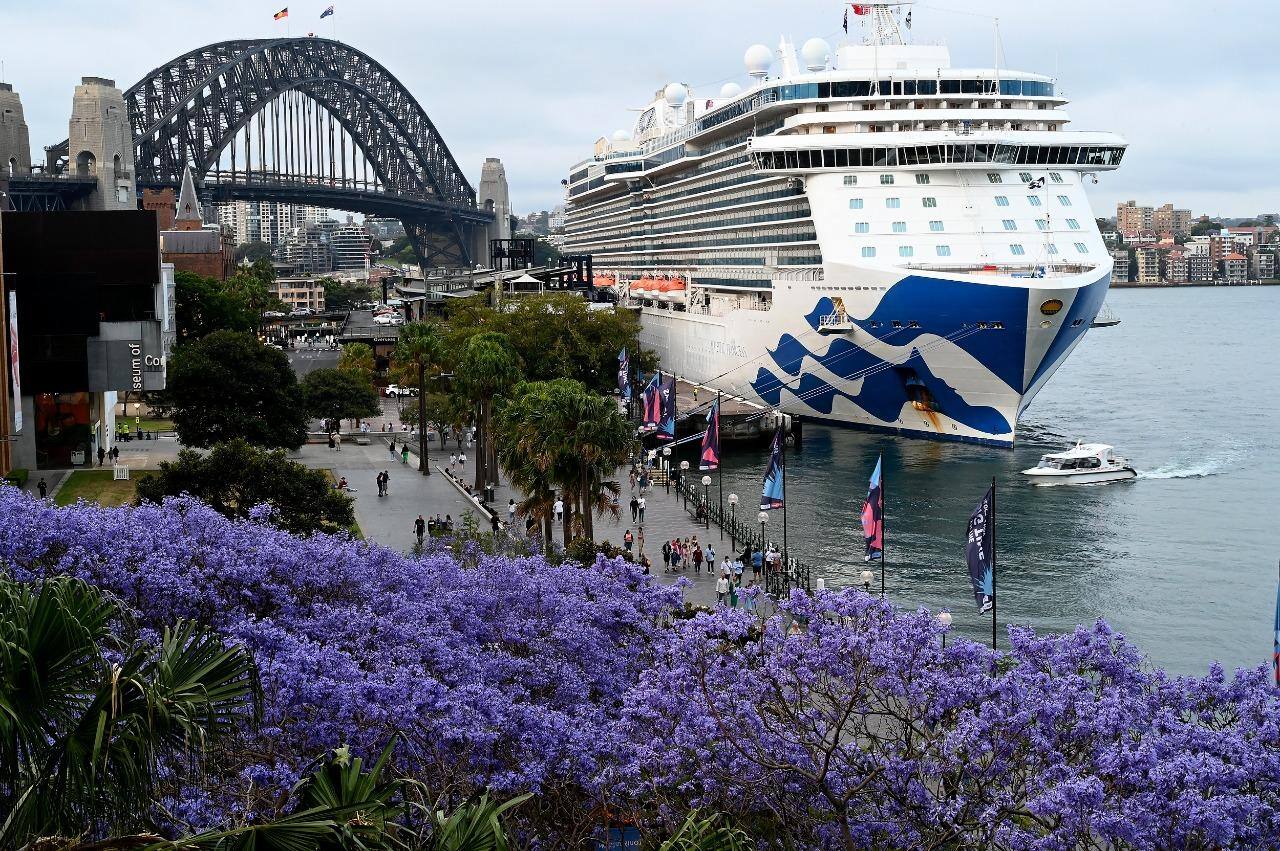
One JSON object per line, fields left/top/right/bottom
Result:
{"left": 699, "top": 287, "right": 1279, "bottom": 675}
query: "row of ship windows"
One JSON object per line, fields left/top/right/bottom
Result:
{"left": 858, "top": 242, "right": 1090, "bottom": 258}
{"left": 850, "top": 196, "right": 1075, "bottom": 210}
{"left": 845, "top": 172, "right": 1066, "bottom": 186}
{"left": 752, "top": 144, "right": 1123, "bottom": 171}
{"left": 591, "top": 230, "right": 819, "bottom": 254}
{"left": 855, "top": 218, "right": 1081, "bottom": 233}
{"left": 569, "top": 185, "right": 803, "bottom": 239}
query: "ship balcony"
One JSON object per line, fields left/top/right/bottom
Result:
{"left": 901, "top": 261, "right": 1096, "bottom": 279}
{"left": 817, "top": 312, "right": 857, "bottom": 334}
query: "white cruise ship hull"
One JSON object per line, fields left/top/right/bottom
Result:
{"left": 637, "top": 263, "right": 1110, "bottom": 447}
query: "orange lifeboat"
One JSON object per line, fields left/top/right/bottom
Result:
{"left": 669, "top": 276, "right": 687, "bottom": 291}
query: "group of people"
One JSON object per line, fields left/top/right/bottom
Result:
{"left": 96, "top": 445, "right": 121, "bottom": 466}
{"left": 375, "top": 470, "right": 392, "bottom": 497}
{"left": 413, "top": 513, "right": 454, "bottom": 541}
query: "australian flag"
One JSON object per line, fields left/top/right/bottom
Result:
{"left": 641, "top": 372, "right": 660, "bottom": 432}
{"left": 966, "top": 485, "right": 995, "bottom": 613}
{"left": 321, "top": 5, "right": 334, "bottom": 18}
{"left": 699, "top": 400, "right": 720, "bottom": 471}
{"left": 618, "top": 348, "right": 631, "bottom": 401}
{"left": 860, "top": 455, "right": 883, "bottom": 562}
{"left": 656, "top": 373, "right": 677, "bottom": 441}
{"left": 759, "top": 425, "right": 785, "bottom": 510}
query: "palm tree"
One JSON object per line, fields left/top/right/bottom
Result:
{"left": 394, "top": 322, "right": 445, "bottom": 476}
{"left": 0, "top": 576, "right": 260, "bottom": 849}
{"left": 565, "top": 391, "right": 634, "bottom": 542}
{"left": 456, "top": 332, "right": 522, "bottom": 493}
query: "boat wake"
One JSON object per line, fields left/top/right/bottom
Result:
{"left": 1137, "top": 449, "right": 1241, "bottom": 480}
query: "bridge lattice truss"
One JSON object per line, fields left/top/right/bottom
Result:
{"left": 65, "top": 38, "right": 491, "bottom": 268}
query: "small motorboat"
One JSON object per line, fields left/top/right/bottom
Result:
{"left": 1022, "top": 442, "right": 1136, "bottom": 486}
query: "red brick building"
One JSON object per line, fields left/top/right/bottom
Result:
{"left": 158, "top": 168, "right": 234, "bottom": 280}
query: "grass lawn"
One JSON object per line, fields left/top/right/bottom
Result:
{"left": 319, "top": 469, "right": 363, "bottom": 538}
{"left": 54, "top": 470, "right": 141, "bottom": 508}
{"left": 119, "top": 417, "right": 175, "bottom": 433}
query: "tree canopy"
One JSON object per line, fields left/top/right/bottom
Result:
{"left": 301, "top": 367, "right": 381, "bottom": 426}
{"left": 167, "top": 330, "right": 309, "bottom": 449}
{"left": 174, "top": 270, "right": 258, "bottom": 341}
{"left": 234, "top": 240, "right": 275, "bottom": 264}
{"left": 322, "top": 277, "right": 373, "bottom": 312}
{"left": 135, "top": 438, "right": 355, "bottom": 535}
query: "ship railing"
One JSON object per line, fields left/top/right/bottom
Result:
{"left": 818, "top": 312, "right": 855, "bottom": 329}
{"left": 668, "top": 473, "right": 813, "bottom": 596}
{"left": 902, "top": 262, "right": 1095, "bottom": 278}
{"left": 773, "top": 266, "right": 825, "bottom": 282}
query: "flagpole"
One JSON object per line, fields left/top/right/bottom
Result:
{"left": 717, "top": 392, "right": 723, "bottom": 541}
{"left": 880, "top": 454, "right": 887, "bottom": 598}
{"left": 990, "top": 475, "right": 998, "bottom": 651}
{"left": 781, "top": 419, "right": 789, "bottom": 587}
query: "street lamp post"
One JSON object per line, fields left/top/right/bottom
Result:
{"left": 937, "top": 610, "right": 953, "bottom": 649}
{"left": 679, "top": 460, "right": 690, "bottom": 510}
{"left": 701, "top": 475, "right": 712, "bottom": 528}
{"left": 860, "top": 569, "right": 874, "bottom": 595}
{"left": 663, "top": 447, "right": 672, "bottom": 494}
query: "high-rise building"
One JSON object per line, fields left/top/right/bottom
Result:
{"left": 1109, "top": 249, "right": 1130, "bottom": 283}
{"left": 214, "top": 201, "right": 331, "bottom": 247}
{"left": 282, "top": 219, "right": 339, "bottom": 275}
{"left": 1135, "top": 247, "right": 1161, "bottom": 283}
{"left": 1221, "top": 253, "right": 1248, "bottom": 282}
{"left": 332, "top": 221, "right": 372, "bottom": 271}
{"left": 1117, "top": 200, "right": 1153, "bottom": 233}
{"left": 1186, "top": 253, "right": 1213, "bottom": 282}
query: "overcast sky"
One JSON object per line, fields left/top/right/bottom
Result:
{"left": 3, "top": 0, "right": 1276, "bottom": 219}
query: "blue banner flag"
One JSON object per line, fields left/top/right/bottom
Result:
{"left": 760, "top": 425, "right": 785, "bottom": 510}
{"left": 618, "top": 348, "right": 631, "bottom": 401}
{"left": 641, "top": 372, "right": 660, "bottom": 432}
{"left": 321, "top": 5, "right": 334, "bottom": 18}
{"left": 860, "top": 455, "right": 883, "bottom": 561}
{"left": 965, "top": 485, "right": 994, "bottom": 613}
{"left": 656, "top": 373, "right": 677, "bottom": 441}
{"left": 1273, "top": 564, "right": 1280, "bottom": 687}
{"left": 699, "top": 400, "right": 720, "bottom": 471}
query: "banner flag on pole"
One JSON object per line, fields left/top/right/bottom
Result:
{"left": 860, "top": 455, "right": 884, "bottom": 561}
{"left": 618, "top": 348, "right": 631, "bottom": 402}
{"left": 273, "top": 7, "right": 289, "bottom": 20}
{"left": 760, "top": 425, "right": 785, "bottom": 510}
{"left": 699, "top": 400, "right": 720, "bottom": 471}
{"left": 1273, "top": 562, "right": 1280, "bottom": 687}
{"left": 321, "top": 5, "right": 335, "bottom": 18}
{"left": 656, "top": 373, "right": 677, "bottom": 441}
{"left": 966, "top": 485, "right": 995, "bottom": 613}
{"left": 641, "top": 372, "right": 660, "bottom": 432}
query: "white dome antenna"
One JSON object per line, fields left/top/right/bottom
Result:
{"left": 744, "top": 44, "right": 773, "bottom": 80}
{"left": 801, "top": 38, "right": 831, "bottom": 72}
{"left": 719, "top": 82, "right": 742, "bottom": 99}
{"left": 611, "top": 129, "right": 630, "bottom": 143}
{"left": 663, "top": 82, "right": 687, "bottom": 107}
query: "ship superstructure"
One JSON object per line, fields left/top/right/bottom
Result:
{"left": 562, "top": 3, "right": 1126, "bottom": 446}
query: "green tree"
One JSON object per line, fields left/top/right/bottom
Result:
{"left": 456, "top": 332, "right": 523, "bottom": 493}
{"left": 338, "top": 341, "right": 377, "bottom": 382}
{"left": 0, "top": 576, "right": 259, "bottom": 849}
{"left": 301, "top": 367, "right": 380, "bottom": 429}
{"left": 135, "top": 439, "right": 355, "bottom": 535}
{"left": 321, "top": 277, "right": 372, "bottom": 312}
{"left": 394, "top": 322, "right": 446, "bottom": 476}
{"left": 174, "top": 270, "right": 257, "bottom": 341}
{"left": 234, "top": 240, "right": 275, "bottom": 265}
{"left": 167, "top": 330, "right": 309, "bottom": 449}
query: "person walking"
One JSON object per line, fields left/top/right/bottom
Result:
{"left": 629, "top": 495, "right": 639, "bottom": 523}
{"left": 389, "top": 438, "right": 397, "bottom": 457}
{"left": 733, "top": 557, "right": 744, "bottom": 586}
{"left": 414, "top": 514, "right": 426, "bottom": 542}
{"left": 508, "top": 498, "right": 517, "bottom": 525}
{"left": 36, "top": 478, "right": 47, "bottom": 499}
{"left": 721, "top": 554, "right": 733, "bottom": 577}
{"left": 705, "top": 543, "right": 715, "bottom": 569}
{"left": 715, "top": 572, "right": 730, "bottom": 605}
{"left": 554, "top": 496, "right": 564, "bottom": 523}
{"left": 458, "top": 450, "right": 467, "bottom": 470}
{"left": 728, "top": 579, "right": 738, "bottom": 608}
{"left": 637, "top": 526, "right": 645, "bottom": 558}
{"left": 743, "top": 580, "right": 758, "bottom": 613}
{"left": 692, "top": 545, "right": 703, "bottom": 574}
{"left": 382, "top": 470, "right": 391, "bottom": 496}
{"left": 450, "top": 452, "right": 457, "bottom": 469}
{"left": 376, "top": 471, "right": 385, "bottom": 497}
{"left": 637, "top": 495, "right": 646, "bottom": 523}
{"left": 328, "top": 434, "right": 337, "bottom": 452}
{"left": 97, "top": 445, "right": 106, "bottom": 467}
{"left": 623, "top": 529, "right": 634, "bottom": 553}
{"left": 110, "top": 445, "right": 119, "bottom": 463}
{"left": 752, "top": 547, "right": 764, "bottom": 580}
{"left": 401, "top": 445, "right": 410, "bottom": 465}
{"left": 661, "top": 539, "right": 672, "bottom": 573}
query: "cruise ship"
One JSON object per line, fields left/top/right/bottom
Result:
{"left": 561, "top": 3, "right": 1126, "bottom": 447}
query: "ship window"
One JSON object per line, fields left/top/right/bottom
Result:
{"left": 886, "top": 197, "right": 901, "bottom": 208}
{"left": 1028, "top": 195, "right": 1042, "bottom": 206}
{"left": 1066, "top": 218, "right": 1080, "bottom": 229}
{"left": 861, "top": 246, "right": 877, "bottom": 258}
{"left": 1002, "top": 219, "right": 1017, "bottom": 231}
{"left": 936, "top": 245, "right": 952, "bottom": 256}
{"left": 1057, "top": 195, "right": 1072, "bottom": 206}
{"left": 899, "top": 246, "right": 914, "bottom": 257}
{"left": 855, "top": 222, "right": 870, "bottom": 233}
{"left": 1072, "top": 318, "right": 1084, "bottom": 327}
{"left": 1050, "top": 172, "right": 1064, "bottom": 183}
{"left": 1075, "top": 242, "right": 1089, "bottom": 253}
{"left": 892, "top": 221, "right": 907, "bottom": 233}
{"left": 1010, "top": 243, "right": 1026, "bottom": 255}
{"left": 892, "top": 320, "right": 903, "bottom": 328}
{"left": 995, "top": 195, "right": 1009, "bottom": 206}
{"left": 922, "top": 196, "right": 937, "bottom": 207}
{"left": 836, "top": 149, "right": 849, "bottom": 166}
{"left": 929, "top": 220, "right": 944, "bottom": 232}
{"left": 987, "top": 173, "right": 1003, "bottom": 183}
{"left": 1019, "top": 172, "right": 1033, "bottom": 182}
{"left": 880, "top": 174, "right": 895, "bottom": 185}
{"left": 915, "top": 174, "right": 930, "bottom": 184}
{"left": 1036, "top": 219, "right": 1049, "bottom": 231}
{"left": 844, "top": 175, "right": 857, "bottom": 186}
{"left": 849, "top": 198, "right": 864, "bottom": 209}
{"left": 1047, "top": 243, "right": 1059, "bottom": 254}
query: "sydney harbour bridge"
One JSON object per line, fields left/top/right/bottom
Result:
{"left": 34, "top": 38, "right": 495, "bottom": 268}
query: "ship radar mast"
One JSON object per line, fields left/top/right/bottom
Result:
{"left": 857, "top": 2, "right": 912, "bottom": 47}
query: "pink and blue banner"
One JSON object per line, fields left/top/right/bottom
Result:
{"left": 1273, "top": 564, "right": 1280, "bottom": 687}
{"left": 760, "top": 425, "right": 785, "bottom": 510}
{"left": 641, "top": 372, "right": 660, "bottom": 432}
{"left": 966, "top": 485, "right": 995, "bottom": 613}
{"left": 860, "top": 455, "right": 883, "bottom": 561}
{"left": 656, "top": 373, "right": 677, "bottom": 441}
{"left": 699, "top": 400, "right": 720, "bottom": 471}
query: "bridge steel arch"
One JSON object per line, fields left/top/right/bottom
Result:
{"left": 79, "top": 38, "right": 490, "bottom": 268}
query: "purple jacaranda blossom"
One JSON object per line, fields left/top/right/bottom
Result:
{"left": 2, "top": 486, "right": 1278, "bottom": 849}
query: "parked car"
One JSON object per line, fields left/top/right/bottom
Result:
{"left": 374, "top": 313, "right": 404, "bottom": 326}
{"left": 383, "top": 384, "right": 418, "bottom": 397}
{"left": 262, "top": 310, "right": 286, "bottom": 319}
{"left": 290, "top": 307, "right": 312, "bottom": 317}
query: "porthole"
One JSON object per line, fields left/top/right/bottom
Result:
{"left": 1040, "top": 299, "right": 1064, "bottom": 315}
